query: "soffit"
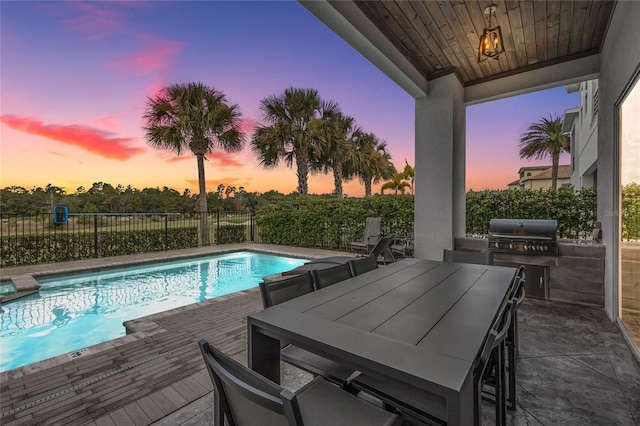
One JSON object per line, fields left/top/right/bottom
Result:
{"left": 352, "top": 1, "right": 616, "bottom": 87}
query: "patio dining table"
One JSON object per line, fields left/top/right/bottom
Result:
{"left": 247, "top": 258, "right": 517, "bottom": 425}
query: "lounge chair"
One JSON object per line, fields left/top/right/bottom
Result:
{"left": 365, "top": 234, "right": 397, "bottom": 264}
{"left": 390, "top": 237, "right": 414, "bottom": 258}
{"left": 198, "top": 340, "right": 401, "bottom": 426}
{"left": 350, "top": 217, "right": 381, "bottom": 254}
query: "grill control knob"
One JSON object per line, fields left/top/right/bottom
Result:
{"left": 509, "top": 243, "right": 516, "bottom": 250}
{"left": 494, "top": 242, "right": 500, "bottom": 249}
{"left": 543, "top": 245, "right": 549, "bottom": 252}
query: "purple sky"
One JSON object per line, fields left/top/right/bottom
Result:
{"left": 0, "top": 1, "right": 578, "bottom": 196}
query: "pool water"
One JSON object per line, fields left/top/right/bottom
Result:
{"left": 0, "top": 251, "right": 306, "bottom": 372}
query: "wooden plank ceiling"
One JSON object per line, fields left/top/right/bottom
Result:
{"left": 353, "top": 1, "right": 616, "bottom": 86}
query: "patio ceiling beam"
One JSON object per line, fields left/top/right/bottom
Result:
{"left": 300, "top": 0, "right": 428, "bottom": 98}
{"left": 463, "top": 54, "right": 600, "bottom": 106}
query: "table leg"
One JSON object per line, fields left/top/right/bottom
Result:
{"left": 248, "top": 322, "right": 281, "bottom": 384}
{"left": 450, "top": 375, "right": 475, "bottom": 426}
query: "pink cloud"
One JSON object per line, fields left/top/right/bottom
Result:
{"left": 161, "top": 151, "right": 243, "bottom": 168}
{"left": 207, "top": 152, "right": 244, "bottom": 168}
{"left": 1, "top": 115, "right": 143, "bottom": 161}
{"left": 92, "top": 113, "right": 129, "bottom": 130}
{"left": 167, "top": 156, "right": 192, "bottom": 163}
{"left": 57, "top": 2, "right": 125, "bottom": 41}
{"left": 109, "top": 42, "right": 182, "bottom": 76}
{"left": 239, "top": 118, "right": 257, "bottom": 135}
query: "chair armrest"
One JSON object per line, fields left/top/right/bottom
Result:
{"left": 366, "top": 234, "right": 380, "bottom": 244}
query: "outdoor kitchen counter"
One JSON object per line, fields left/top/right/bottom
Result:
{"left": 456, "top": 237, "right": 605, "bottom": 306}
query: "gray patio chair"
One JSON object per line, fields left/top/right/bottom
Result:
{"left": 475, "top": 299, "right": 514, "bottom": 426}
{"left": 443, "top": 249, "right": 494, "bottom": 265}
{"left": 198, "top": 340, "right": 401, "bottom": 426}
{"left": 311, "top": 263, "right": 353, "bottom": 290}
{"left": 259, "top": 273, "right": 356, "bottom": 389}
{"left": 348, "top": 255, "right": 378, "bottom": 276}
{"left": 350, "top": 299, "right": 513, "bottom": 426}
{"left": 350, "top": 217, "right": 381, "bottom": 253}
{"left": 259, "top": 272, "right": 315, "bottom": 307}
{"left": 506, "top": 266, "right": 525, "bottom": 409}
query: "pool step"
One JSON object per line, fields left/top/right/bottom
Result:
{"left": 11, "top": 274, "right": 40, "bottom": 291}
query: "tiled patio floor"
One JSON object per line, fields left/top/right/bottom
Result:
{"left": 148, "top": 298, "right": 640, "bottom": 426}
{"left": 1, "top": 244, "right": 639, "bottom": 425}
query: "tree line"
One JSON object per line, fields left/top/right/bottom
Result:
{"left": 0, "top": 183, "right": 285, "bottom": 215}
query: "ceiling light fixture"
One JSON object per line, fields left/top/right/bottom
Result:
{"left": 478, "top": 4, "right": 504, "bottom": 62}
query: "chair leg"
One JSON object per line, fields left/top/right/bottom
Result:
{"left": 507, "top": 341, "right": 517, "bottom": 410}
{"left": 495, "top": 344, "right": 507, "bottom": 426}
{"left": 213, "top": 390, "right": 225, "bottom": 426}
{"left": 507, "top": 314, "right": 518, "bottom": 410}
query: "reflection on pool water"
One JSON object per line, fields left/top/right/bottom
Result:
{"left": 0, "top": 251, "right": 306, "bottom": 372}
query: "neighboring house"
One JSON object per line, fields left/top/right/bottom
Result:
{"left": 564, "top": 80, "right": 599, "bottom": 190}
{"left": 508, "top": 165, "right": 572, "bottom": 190}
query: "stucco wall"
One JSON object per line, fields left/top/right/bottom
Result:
{"left": 574, "top": 81, "right": 599, "bottom": 189}
{"left": 414, "top": 74, "right": 466, "bottom": 261}
{"left": 598, "top": 1, "right": 640, "bottom": 320}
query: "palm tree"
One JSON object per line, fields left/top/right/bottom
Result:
{"left": 400, "top": 161, "right": 415, "bottom": 194}
{"left": 144, "top": 82, "right": 245, "bottom": 245}
{"left": 312, "top": 113, "right": 361, "bottom": 197}
{"left": 381, "top": 174, "right": 410, "bottom": 195}
{"left": 251, "top": 88, "right": 341, "bottom": 195}
{"left": 349, "top": 133, "right": 396, "bottom": 197}
{"left": 519, "top": 115, "right": 570, "bottom": 190}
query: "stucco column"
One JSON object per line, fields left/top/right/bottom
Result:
{"left": 414, "top": 74, "right": 466, "bottom": 260}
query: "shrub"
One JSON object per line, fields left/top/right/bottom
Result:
{"left": 1, "top": 227, "right": 199, "bottom": 267}
{"left": 217, "top": 224, "right": 246, "bottom": 244}
{"left": 465, "top": 187, "right": 597, "bottom": 238}
{"left": 256, "top": 195, "right": 414, "bottom": 249}
{"left": 622, "top": 183, "right": 640, "bottom": 240}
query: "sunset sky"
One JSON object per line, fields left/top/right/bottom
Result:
{"left": 0, "top": 1, "right": 578, "bottom": 197}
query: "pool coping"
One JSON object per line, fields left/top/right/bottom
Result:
{"left": 0, "top": 243, "right": 350, "bottom": 303}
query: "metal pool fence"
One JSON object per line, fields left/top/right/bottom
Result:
{"left": 0, "top": 211, "right": 258, "bottom": 267}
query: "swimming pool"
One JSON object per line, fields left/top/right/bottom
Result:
{"left": 0, "top": 251, "right": 307, "bottom": 372}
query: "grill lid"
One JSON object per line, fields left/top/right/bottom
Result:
{"left": 488, "top": 219, "right": 558, "bottom": 239}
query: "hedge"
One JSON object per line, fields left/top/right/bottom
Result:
{"left": 217, "top": 224, "right": 247, "bottom": 244}
{"left": 1, "top": 227, "right": 199, "bottom": 267}
{"left": 466, "top": 187, "right": 597, "bottom": 238}
{"left": 256, "top": 195, "right": 414, "bottom": 249}
{"left": 622, "top": 183, "right": 640, "bottom": 240}
{"left": 256, "top": 189, "right": 598, "bottom": 248}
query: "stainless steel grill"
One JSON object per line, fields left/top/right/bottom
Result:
{"left": 488, "top": 219, "right": 558, "bottom": 256}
